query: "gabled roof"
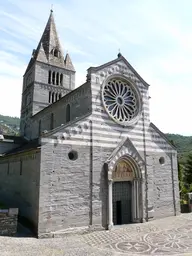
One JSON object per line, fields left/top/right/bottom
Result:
{"left": 106, "top": 136, "right": 145, "bottom": 165}
{"left": 0, "top": 139, "right": 40, "bottom": 158}
{"left": 87, "top": 54, "right": 150, "bottom": 88}
{"left": 1, "top": 135, "right": 26, "bottom": 144}
{"left": 150, "top": 122, "right": 177, "bottom": 151}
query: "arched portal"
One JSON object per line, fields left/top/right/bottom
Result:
{"left": 108, "top": 155, "right": 142, "bottom": 229}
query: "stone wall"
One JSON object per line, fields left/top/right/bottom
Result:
{"left": 0, "top": 151, "right": 40, "bottom": 232}
{"left": 30, "top": 82, "right": 92, "bottom": 140}
{"left": 0, "top": 208, "right": 18, "bottom": 236}
{"left": 91, "top": 146, "right": 111, "bottom": 228}
{"left": 146, "top": 152, "right": 179, "bottom": 220}
{"left": 38, "top": 139, "right": 91, "bottom": 237}
{"left": 35, "top": 62, "right": 75, "bottom": 91}
{"left": 37, "top": 119, "right": 180, "bottom": 237}
{"left": 20, "top": 66, "right": 35, "bottom": 137}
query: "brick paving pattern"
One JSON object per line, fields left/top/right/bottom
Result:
{"left": 1, "top": 214, "right": 192, "bottom": 255}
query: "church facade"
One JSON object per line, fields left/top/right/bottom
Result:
{"left": 0, "top": 11, "right": 180, "bottom": 238}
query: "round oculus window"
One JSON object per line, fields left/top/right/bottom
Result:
{"left": 102, "top": 77, "right": 141, "bottom": 126}
{"left": 159, "top": 157, "right": 165, "bottom": 165}
{"left": 68, "top": 150, "right": 78, "bottom": 161}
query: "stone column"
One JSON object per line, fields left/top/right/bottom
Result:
{"left": 50, "top": 72, "right": 52, "bottom": 84}
{"left": 132, "top": 179, "right": 140, "bottom": 222}
{"left": 108, "top": 180, "right": 113, "bottom": 229}
{"left": 132, "top": 180, "right": 135, "bottom": 221}
{"left": 136, "top": 179, "right": 139, "bottom": 220}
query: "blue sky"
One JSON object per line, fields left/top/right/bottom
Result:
{"left": 0, "top": 0, "right": 192, "bottom": 135}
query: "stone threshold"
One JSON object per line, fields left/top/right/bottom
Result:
{"left": 38, "top": 225, "right": 104, "bottom": 239}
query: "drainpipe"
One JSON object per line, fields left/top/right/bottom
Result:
{"left": 142, "top": 110, "right": 148, "bottom": 222}
{"left": 89, "top": 120, "right": 93, "bottom": 225}
{"left": 170, "top": 152, "right": 176, "bottom": 216}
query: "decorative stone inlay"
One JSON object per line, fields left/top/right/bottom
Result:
{"left": 177, "top": 224, "right": 192, "bottom": 233}
{"left": 144, "top": 230, "right": 191, "bottom": 251}
{"left": 114, "top": 241, "right": 151, "bottom": 253}
{"left": 81, "top": 222, "right": 192, "bottom": 255}
{"left": 102, "top": 76, "right": 142, "bottom": 126}
{"left": 59, "top": 122, "right": 90, "bottom": 140}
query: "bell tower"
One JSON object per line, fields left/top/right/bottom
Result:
{"left": 20, "top": 10, "right": 75, "bottom": 137}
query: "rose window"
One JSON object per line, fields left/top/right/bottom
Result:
{"left": 102, "top": 77, "right": 141, "bottom": 126}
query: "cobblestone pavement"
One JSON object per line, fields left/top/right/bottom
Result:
{"left": 2, "top": 214, "right": 192, "bottom": 255}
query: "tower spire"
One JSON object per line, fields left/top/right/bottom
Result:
{"left": 39, "top": 10, "right": 64, "bottom": 62}
{"left": 24, "top": 10, "right": 75, "bottom": 73}
{"left": 21, "top": 10, "right": 76, "bottom": 136}
{"left": 50, "top": 4, "right": 53, "bottom": 13}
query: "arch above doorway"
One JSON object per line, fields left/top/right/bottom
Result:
{"left": 105, "top": 137, "right": 145, "bottom": 180}
{"left": 105, "top": 154, "right": 144, "bottom": 229}
{"left": 112, "top": 155, "right": 142, "bottom": 182}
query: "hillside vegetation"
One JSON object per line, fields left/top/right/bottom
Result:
{"left": 0, "top": 114, "right": 20, "bottom": 135}
{"left": 165, "top": 133, "right": 192, "bottom": 164}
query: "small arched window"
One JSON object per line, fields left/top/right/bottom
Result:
{"left": 54, "top": 48, "right": 59, "bottom": 57}
{"left": 56, "top": 72, "right": 59, "bottom": 85}
{"left": 52, "top": 72, "right": 55, "bottom": 85}
{"left": 55, "top": 93, "right": 58, "bottom": 102}
{"left": 52, "top": 92, "right": 55, "bottom": 103}
{"left": 49, "top": 91, "right": 51, "bottom": 103}
{"left": 60, "top": 74, "right": 63, "bottom": 86}
{"left": 66, "top": 104, "right": 70, "bottom": 123}
{"left": 50, "top": 113, "right": 54, "bottom": 130}
{"left": 48, "top": 70, "right": 51, "bottom": 84}
{"left": 59, "top": 93, "right": 62, "bottom": 99}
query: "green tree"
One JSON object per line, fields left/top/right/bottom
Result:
{"left": 183, "top": 153, "right": 192, "bottom": 189}
{"left": 178, "top": 162, "right": 187, "bottom": 201}
{"left": 170, "top": 139, "right": 176, "bottom": 147}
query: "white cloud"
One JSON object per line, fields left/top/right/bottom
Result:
{"left": 62, "top": 41, "right": 92, "bottom": 57}
{"left": 0, "top": 51, "right": 26, "bottom": 76}
{"left": 0, "top": 0, "right": 192, "bottom": 135}
{"left": 0, "top": 40, "right": 30, "bottom": 55}
{"left": 149, "top": 79, "right": 192, "bottom": 136}
{"left": 0, "top": 76, "right": 22, "bottom": 117}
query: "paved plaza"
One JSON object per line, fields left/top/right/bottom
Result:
{"left": 2, "top": 213, "right": 192, "bottom": 255}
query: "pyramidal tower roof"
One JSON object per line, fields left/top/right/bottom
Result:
{"left": 38, "top": 10, "right": 63, "bottom": 61}
{"left": 25, "top": 10, "right": 75, "bottom": 74}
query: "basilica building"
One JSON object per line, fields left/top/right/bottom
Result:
{"left": 0, "top": 11, "right": 180, "bottom": 238}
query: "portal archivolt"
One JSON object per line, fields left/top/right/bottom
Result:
{"left": 108, "top": 155, "right": 143, "bottom": 228}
